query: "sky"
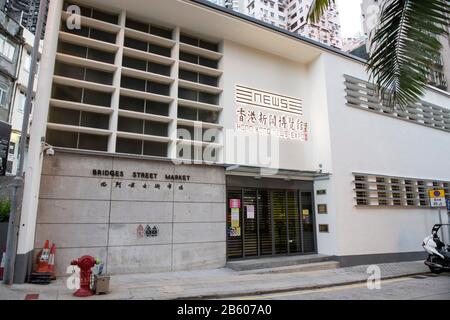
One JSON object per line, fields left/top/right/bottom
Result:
{"left": 335, "top": 0, "right": 363, "bottom": 38}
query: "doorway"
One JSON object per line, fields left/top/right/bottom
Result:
{"left": 226, "top": 187, "right": 316, "bottom": 260}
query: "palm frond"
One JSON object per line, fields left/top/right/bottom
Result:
{"left": 367, "top": 0, "right": 450, "bottom": 108}
{"left": 307, "top": 0, "right": 331, "bottom": 23}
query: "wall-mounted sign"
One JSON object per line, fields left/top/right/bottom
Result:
{"left": 235, "top": 85, "right": 309, "bottom": 141}
{"left": 0, "top": 121, "right": 11, "bottom": 176}
{"left": 318, "top": 204, "right": 328, "bottom": 214}
{"left": 429, "top": 189, "right": 446, "bottom": 208}
{"left": 231, "top": 208, "right": 240, "bottom": 227}
{"left": 230, "top": 207, "right": 241, "bottom": 237}
{"left": 137, "top": 224, "right": 159, "bottom": 238}
{"left": 229, "top": 199, "right": 241, "bottom": 208}
{"left": 236, "top": 85, "right": 303, "bottom": 115}
{"left": 246, "top": 205, "right": 255, "bottom": 219}
{"left": 92, "top": 169, "right": 191, "bottom": 182}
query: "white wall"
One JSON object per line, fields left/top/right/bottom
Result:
{"left": 321, "top": 52, "right": 450, "bottom": 256}
{"left": 222, "top": 41, "right": 328, "bottom": 171}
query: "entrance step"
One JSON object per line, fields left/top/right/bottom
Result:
{"left": 226, "top": 254, "right": 338, "bottom": 271}
{"left": 237, "top": 261, "right": 340, "bottom": 275}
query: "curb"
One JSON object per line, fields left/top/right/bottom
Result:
{"left": 174, "top": 271, "right": 431, "bottom": 300}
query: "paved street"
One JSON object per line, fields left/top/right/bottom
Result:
{"left": 0, "top": 261, "right": 438, "bottom": 300}
{"left": 233, "top": 273, "right": 450, "bottom": 300}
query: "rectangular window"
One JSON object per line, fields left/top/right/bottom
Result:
{"left": 0, "top": 35, "right": 16, "bottom": 61}
{"left": 0, "top": 83, "right": 9, "bottom": 108}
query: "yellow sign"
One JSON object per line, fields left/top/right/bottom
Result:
{"left": 231, "top": 208, "right": 240, "bottom": 227}
{"left": 428, "top": 189, "right": 446, "bottom": 208}
{"left": 429, "top": 189, "right": 445, "bottom": 198}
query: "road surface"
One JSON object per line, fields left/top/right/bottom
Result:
{"left": 232, "top": 273, "right": 450, "bottom": 300}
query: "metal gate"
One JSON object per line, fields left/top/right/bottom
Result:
{"left": 226, "top": 188, "right": 316, "bottom": 259}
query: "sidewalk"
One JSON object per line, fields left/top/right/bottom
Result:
{"left": 0, "top": 261, "right": 429, "bottom": 300}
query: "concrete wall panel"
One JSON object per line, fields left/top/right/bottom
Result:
{"left": 110, "top": 201, "right": 173, "bottom": 223}
{"left": 107, "top": 245, "right": 172, "bottom": 274}
{"left": 39, "top": 176, "right": 111, "bottom": 200}
{"left": 172, "top": 242, "right": 226, "bottom": 271}
{"left": 174, "top": 164, "right": 225, "bottom": 184}
{"left": 42, "top": 152, "right": 112, "bottom": 177}
{"left": 36, "top": 153, "right": 227, "bottom": 275}
{"left": 108, "top": 223, "right": 172, "bottom": 246}
{"left": 110, "top": 179, "right": 173, "bottom": 201}
{"left": 173, "top": 202, "right": 225, "bottom": 223}
{"left": 172, "top": 222, "right": 226, "bottom": 243}
{"left": 37, "top": 199, "right": 110, "bottom": 224}
{"left": 173, "top": 183, "right": 225, "bottom": 203}
{"left": 35, "top": 223, "right": 108, "bottom": 248}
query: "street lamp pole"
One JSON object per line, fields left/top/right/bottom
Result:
{"left": 3, "top": 0, "right": 48, "bottom": 285}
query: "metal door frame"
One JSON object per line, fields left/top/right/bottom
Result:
{"left": 226, "top": 186, "right": 317, "bottom": 260}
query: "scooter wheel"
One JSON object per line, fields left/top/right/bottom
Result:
{"left": 429, "top": 266, "right": 443, "bottom": 274}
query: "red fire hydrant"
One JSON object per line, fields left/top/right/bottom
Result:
{"left": 71, "top": 255, "right": 96, "bottom": 297}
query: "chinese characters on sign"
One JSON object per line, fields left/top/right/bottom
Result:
{"left": 235, "top": 106, "right": 308, "bottom": 141}
{"left": 235, "top": 85, "right": 309, "bottom": 141}
{"left": 93, "top": 169, "right": 191, "bottom": 191}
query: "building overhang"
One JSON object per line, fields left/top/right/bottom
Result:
{"left": 225, "top": 164, "right": 330, "bottom": 181}
{"left": 73, "top": 0, "right": 366, "bottom": 65}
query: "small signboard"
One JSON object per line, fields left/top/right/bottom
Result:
{"left": 246, "top": 205, "right": 255, "bottom": 219}
{"left": 229, "top": 199, "right": 241, "bottom": 209}
{"left": 0, "top": 121, "right": 11, "bottom": 176}
{"left": 231, "top": 208, "right": 240, "bottom": 227}
{"left": 429, "top": 189, "right": 446, "bottom": 208}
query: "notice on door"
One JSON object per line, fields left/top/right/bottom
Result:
{"left": 230, "top": 208, "right": 241, "bottom": 237}
{"left": 231, "top": 208, "right": 240, "bottom": 227}
{"left": 246, "top": 205, "right": 255, "bottom": 219}
{"left": 230, "top": 199, "right": 241, "bottom": 208}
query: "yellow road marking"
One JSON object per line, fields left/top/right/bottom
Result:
{"left": 236, "top": 276, "right": 413, "bottom": 300}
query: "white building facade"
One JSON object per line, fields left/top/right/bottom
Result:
{"left": 11, "top": 0, "right": 450, "bottom": 282}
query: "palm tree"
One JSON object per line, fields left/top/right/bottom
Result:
{"left": 308, "top": 0, "right": 450, "bottom": 108}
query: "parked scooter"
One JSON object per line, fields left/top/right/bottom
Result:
{"left": 422, "top": 224, "right": 450, "bottom": 274}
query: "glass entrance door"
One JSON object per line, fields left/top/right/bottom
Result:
{"left": 287, "top": 191, "right": 302, "bottom": 254}
{"left": 227, "top": 187, "right": 315, "bottom": 259}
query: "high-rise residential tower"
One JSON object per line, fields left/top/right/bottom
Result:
{"left": 361, "top": 0, "right": 449, "bottom": 92}
{"left": 245, "top": 0, "right": 342, "bottom": 49}
{"left": 207, "top": 0, "right": 246, "bottom": 12}
{"left": 1, "top": 0, "right": 46, "bottom": 38}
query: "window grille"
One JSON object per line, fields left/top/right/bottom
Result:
{"left": 353, "top": 173, "right": 450, "bottom": 207}
{"left": 344, "top": 75, "right": 450, "bottom": 133}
